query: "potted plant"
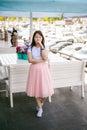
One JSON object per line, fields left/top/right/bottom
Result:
{"left": 16, "top": 46, "right": 28, "bottom": 60}
{"left": 22, "top": 47, "right": 28, "bottom": 60}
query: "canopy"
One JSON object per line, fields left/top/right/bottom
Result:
{"left": 0, "top": 0, "right": 87, "bottom": 16}
{"left": 0, "top": 0, "right": 87, "bottom": 39}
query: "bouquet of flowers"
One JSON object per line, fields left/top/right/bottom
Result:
{"left": 16, "top": 45, "right": 28, "bottom": 60}
{"left": 16, "top": 45, "right": 28, "bottom": 54}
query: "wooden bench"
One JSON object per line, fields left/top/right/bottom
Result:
{"left": 6, "top": 60, "right": 85, "bottom": 108}
{"left": 49, "top": 60, "right": 85, "bottom": 102}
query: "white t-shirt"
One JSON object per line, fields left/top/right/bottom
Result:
{"left": 28, "top": 45, "right": 49, "bottom": 60}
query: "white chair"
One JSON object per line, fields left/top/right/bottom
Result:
{"left": 0, "top": 47, "right": 16, "bottom": 54}
{"left": 0, "top": 47, "right": 16, "bottom": 94}
{"left": 0, "top": 47, "right": 16, "bottom": 79}
{"left": 49, "top": 60, "right": 85, "bottom": 102}
{"left": 6, "top": 64, "right": 30, "bottom": 108}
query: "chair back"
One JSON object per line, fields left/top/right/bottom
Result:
{"left": 49, "top": 60, "right": 85, "bottom": 88}
{"left": 0, "top": 47, "right": 16, "bottom": 54}
{"left": 8, "top": 64, "right": 30, "bottom": 93}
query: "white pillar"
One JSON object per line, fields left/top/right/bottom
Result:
{"left": 30, "top": 12, "right": 33, "bottom": 42}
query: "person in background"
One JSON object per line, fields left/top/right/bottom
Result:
{"left": 4, "top": 28, "right": 8, "bottom": 41}
{"left": 10, "top": 26, "right": 18, "bottom": 47}
{"left": 26, "top": 30, "right": 54, "bottom": 118}
{"left": 24, "top": 38, "right": 30, "bottom": 48}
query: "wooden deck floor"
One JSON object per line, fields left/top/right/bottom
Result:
{"left": 0, "top": 79, "right": 87, "bottom": 130}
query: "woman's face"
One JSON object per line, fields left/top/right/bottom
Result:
{"left": 34, "top": 33, "right": 42, "bottom": 45}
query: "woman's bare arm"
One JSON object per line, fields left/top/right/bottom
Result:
{"left": 28, "top": 52, "right": 46, "bottom": 64}
{"left": 41, "top": 49, "right": 49, "bottom": 61}
{"left": 38, "top": 42, "right": 49, "bottom": 61}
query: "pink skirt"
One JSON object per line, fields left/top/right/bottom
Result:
{"left": 26, "top": 62, "right": 54, "bottom": 98}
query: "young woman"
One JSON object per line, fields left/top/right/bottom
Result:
{"left": 26, "top": 30, "right": 54, "bottom": 117}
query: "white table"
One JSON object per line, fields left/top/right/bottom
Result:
{"left": 0, "top": 52, "right": 68, "bottom": 81}
{"left": 0, "top": 53, "right": 29, "bottom": 83}
{"left": 0, "top": 53, "right": 28, "bottom": 66}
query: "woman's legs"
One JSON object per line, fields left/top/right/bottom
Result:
{"left": 36, "top": 98, "right": 42, "bottom": 108}
{"left": 36, "top": 97, "right": 47, "bottom": 108}
{"left": 36, "top": 98, "right": 43, "bottom": 117}
{"left": 41, "top": 97, "right": 47, "bottom": 105}
{"left": 35, "top": 97, "right": 47, "bottom": 117}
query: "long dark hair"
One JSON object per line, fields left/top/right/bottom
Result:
{"left": 31, "top": 30, "right": 45, "bottom": 48}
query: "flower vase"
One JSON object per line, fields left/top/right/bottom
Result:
{"left": 17, "top": 53, "right": 23, "bottom": 59}
{"left": 23, "top": 53, "right": 28, "bottom": 60}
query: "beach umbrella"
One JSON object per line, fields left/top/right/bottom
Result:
{"left": 0, "top": 0, "right": 87, "bottom": 39}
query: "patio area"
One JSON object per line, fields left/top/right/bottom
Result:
{"left": 0, "top": 79, "right": 87, "bottom": 130}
